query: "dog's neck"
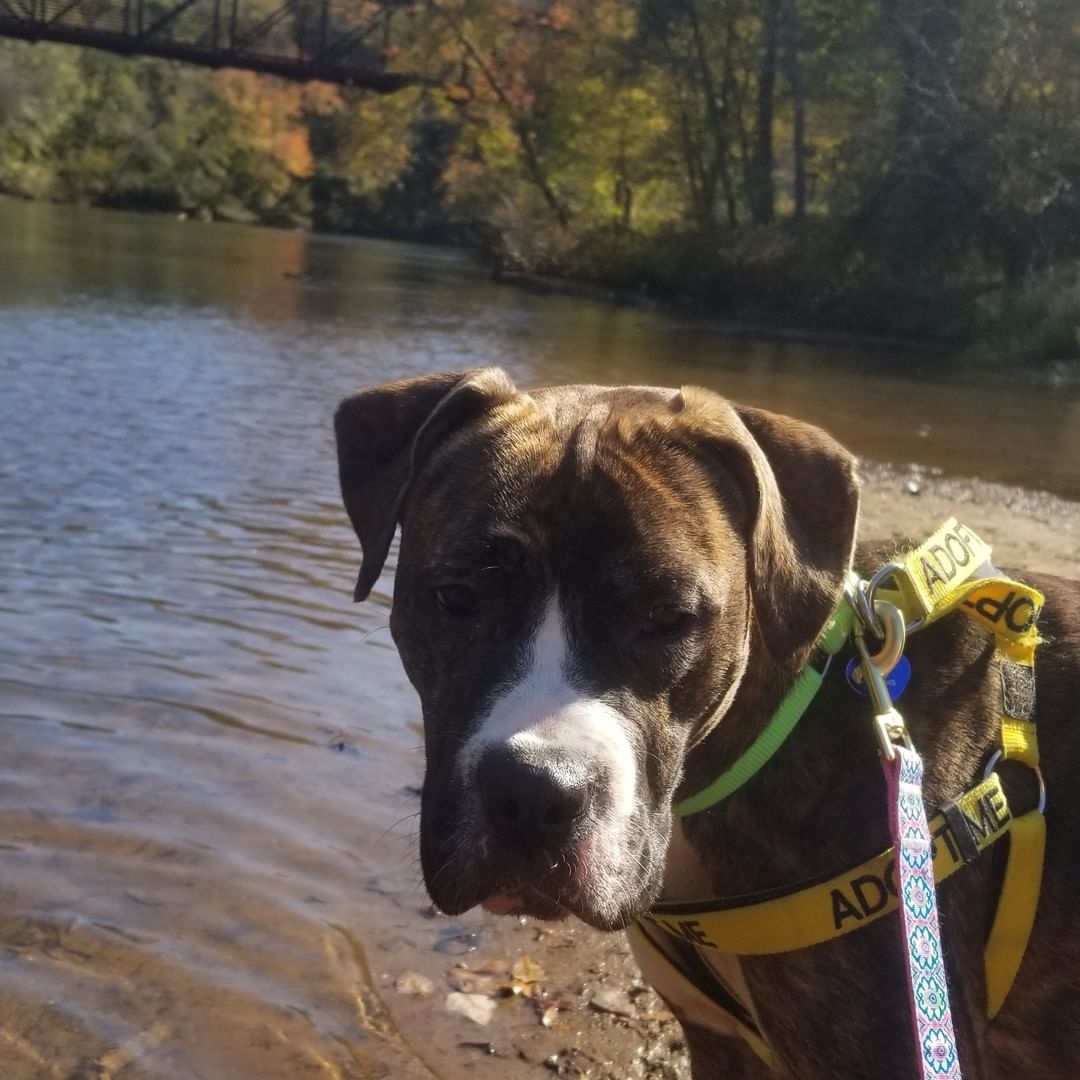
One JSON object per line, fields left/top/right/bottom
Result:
{"left": 668, "top": 597, "right": 1002, "bottom": 902}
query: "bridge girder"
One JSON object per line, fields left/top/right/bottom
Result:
{"left": 0, "top": 0, "right": 424, "bottom": 90}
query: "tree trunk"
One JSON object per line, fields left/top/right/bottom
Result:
{"left": 684, "top": 0, "right": 726, "bottom": 236}
{"left": 879, "top": 0, "right": 965, "bottom": 184}
{"left": 718, "top": 149, "right": 739, "bottom": 229}
{"left": 674, "top": 95, "right": 710, "bottom": 234}
{"left": 782, "top": 0, "right": 807, "bottom": 225}
{"left": 749, "top": 0, "right": 781, "bottom": 225}
{"left": 719, "top": 13, "right": 741, "bottom": 228}
{"left": 615, "top": 152, "right": 634, "bottom": 229}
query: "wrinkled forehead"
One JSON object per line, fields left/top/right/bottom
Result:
{"left": 406, "top": 384, "right": 741, "bottom": 576}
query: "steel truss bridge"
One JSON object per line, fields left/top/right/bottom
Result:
{"left": 0, "top": 0, "right": 422, "bottom": 89}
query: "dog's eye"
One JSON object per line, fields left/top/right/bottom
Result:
{"left": 434, "top": 584, "right": 477, "bottom": 615}
{"left": 493, "top": 536, "right": 526, "bottom": 572}
{"left": 642, "top": 603, "right": 693, "bottom": 637}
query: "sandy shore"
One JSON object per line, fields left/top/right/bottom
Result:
{"left": 384, "top": 469, "right": 1078, "bottom": 1080}
{"left": 857, "top": 464, "right": 1079, "bottom": 577}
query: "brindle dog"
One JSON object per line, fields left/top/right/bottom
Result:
{"left": 334, "top": 368, "right": 1080, "bottom": 1078}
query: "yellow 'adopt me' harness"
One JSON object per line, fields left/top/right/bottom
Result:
{"left": 634, "top": 519, "right": 1047, "bottom": 1068}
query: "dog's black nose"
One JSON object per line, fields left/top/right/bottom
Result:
{"left": 477, "top": 747, "right": 590, "bottom": 849}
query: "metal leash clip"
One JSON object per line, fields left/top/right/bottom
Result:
{"left": 850, "top": 589, "right": 912, "bottom": 761}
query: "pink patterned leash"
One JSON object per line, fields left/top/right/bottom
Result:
{"left": 885, "top": 745, "right": 963, "bottom": 1078}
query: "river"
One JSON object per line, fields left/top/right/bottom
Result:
{"left": 1, "top": 200, "right": 1077, "bottom": 1080}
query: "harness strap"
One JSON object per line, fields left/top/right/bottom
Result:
{"left": 984, "top": 657, "right": 1045, "bottom": 1018}
{"left": 877, "top": 518, "right": 1044, "bottom": 663}
{"left": 888, "top": 518, "right": 994, "bottom": 619}
{"left": 645, "top": 774, "right": 1012, "bottom": 954}
{"left": 1000, "top": 719, "right": 1039, "bottom": 769}
{"left": 984, "top": 810, "right": 1045, "bottom": 1018}
{"left": 997, "top": 660, "right": 1039, "bottom": 769}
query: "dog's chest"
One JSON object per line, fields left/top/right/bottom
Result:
{"left": 629, "top": 824, "right": 771, "bottom": 1060}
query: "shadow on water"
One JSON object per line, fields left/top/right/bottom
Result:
{"left": 0, "top": 200, "right": 1077, "bottom": 1078}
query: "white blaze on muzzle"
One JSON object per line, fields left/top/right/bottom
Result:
{"left": 459, "top": 597, "right": 637, "bottom": 820}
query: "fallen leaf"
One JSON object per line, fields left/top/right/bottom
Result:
{"left": 512, "top": 955, "right": 545, "bottom": 984}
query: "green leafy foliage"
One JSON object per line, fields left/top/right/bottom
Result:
{"left": 2, "top": 0, "right": 1079, "bottom": 360}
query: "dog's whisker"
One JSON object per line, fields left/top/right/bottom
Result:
{"left": 372, "top": 811, "right": 421, "bottom": 850}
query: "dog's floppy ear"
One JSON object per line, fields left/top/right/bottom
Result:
{"left": 334, "top": 367, "right": 518, "bottom": 601}
{"left": 677, "top": 388, "right": 860, "bottom": 665}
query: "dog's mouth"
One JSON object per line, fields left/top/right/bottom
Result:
{"left": 426, "top": 829, "right": 659, "bottom": 931}
{"left": 476, "top": 840, "right": 592, "bottom": 923}
{"left": 467, "top": 834, "right": 658, "bottom": 931}
{"left": 481, "top": 886, "right": 572, "bottom": 921}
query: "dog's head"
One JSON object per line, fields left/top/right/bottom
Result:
{"left": 335, "top": 369, "right": 859, "bottom": 930}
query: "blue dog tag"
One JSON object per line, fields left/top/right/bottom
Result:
{"left": 845, "top": 654, "right": 912, "bottom": 701}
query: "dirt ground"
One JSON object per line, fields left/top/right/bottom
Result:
{"left": 377, "top": 466, "right": 1078, "bottom": 1080}
{"left": 857, "top": 463, "right": 1079, "bottom": 578}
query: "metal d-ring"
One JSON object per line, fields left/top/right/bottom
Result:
{"left": 862, "top": 561, "right": 926, "bottom": 637}
{"left": 850, "top": 574, "right": 886, "bottom": 638}
{"left": 983, "top": 749, "right": 1048, "bottom": 815}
